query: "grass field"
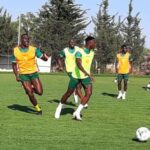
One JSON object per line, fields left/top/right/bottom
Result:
{"left": 0, "top": 73, "right": 150, "bottom": 150}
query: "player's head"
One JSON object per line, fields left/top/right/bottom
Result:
{"left": 68, "top": 39, "right": 75, "bottom": 49}
{"left": 20, "top": 34, "right": 30, "bottom": 47}
{"left": 121, "top": 44, "right": 128, "bottom": 53}
{"left": 85, "top": 36, "right": 96, "bottom": 50}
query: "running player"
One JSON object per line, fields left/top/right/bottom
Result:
{"left": 11, "top": 34, "right": 49, "bottom": 114}
{"left": 57, "top": 39, "right": 85, "bottom": 105}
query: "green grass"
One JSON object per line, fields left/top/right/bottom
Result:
{"left": 0, "top": 73, "right": 150, "bottom": 150}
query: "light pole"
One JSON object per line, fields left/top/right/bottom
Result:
{"left": 18, "top": 14, "right": 21, "bottom": 45}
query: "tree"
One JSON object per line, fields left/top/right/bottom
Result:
{"left": 33, "top": 0, "right": 88, "bottom": 59}
{"left": 0, "top": 7, "right": 17, "bottom": 54}
{"left": 122, "top": 0, "right": 145, "bottom": 67}
{"left": 20, "top": 13, "right": 36, "bottom": 37}
{"left": 93, "top": 0, "right": 121, "bottom": 73}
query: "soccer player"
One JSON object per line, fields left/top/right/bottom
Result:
{"left": 115, "top": 44, "right": 133, "bottom": 100}
{"left": 11, "top": 34, "right": 49, "bottom": 114}
{"left": 57, "top": 39, "right": 85, "bottom": 105}
{"left": 55, "top": 36, "right": 96, "bottom": 120}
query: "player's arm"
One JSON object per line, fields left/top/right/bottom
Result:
{"left": 41, "top": 53, "right": 49, "bottom": 61}
{"left": 12, "top": 62, "right": 20, "bottom": 82}
{"left": 76, "top": 58, "right": 94, "bottom": 81}
{"left": 56, "top": 49, "right": 65, "bottom": 71}
{"left": 56, "top": 56, "right": 64, "bottom": 71}
{"left": 36, "top": 48, "right": 50, "bottom": 61}
{"left": 10, "top": 54, "right": 20, "bottom": 82}
{"left": 129, "top": 61, "right": 133, "bottom": 73}
{"left": 129, "top": 55, "right": 133, "bottom": 73}
{"left": 76, "top": 58, "right": 89, "bottom": 76}
{"left": 115, "top": 55, "right": 119, "bottom": 73}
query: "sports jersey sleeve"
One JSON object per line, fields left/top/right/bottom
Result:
{"left": 60, "top": 49, "right": 65, "bottom": 58}
{"left": 75, "top": 51, "right": 82, "bottom": 58}
{"left": 10, "top": 55, "right": 16, "bottom": 63}
{"left": 35, "top": 48, "right": 43, "bottom": 58}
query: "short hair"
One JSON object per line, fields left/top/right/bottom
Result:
{"left": 85, "top": 36, "right": 95, "bottom": 44}
{"left": 21, "top": 33, "right": 28, "bottom": 39}
{"left": 68, "top": 39, "right": 75, "bottom": 43}
{"left": 121, "top": 44, "right": 127, "bottom": 49}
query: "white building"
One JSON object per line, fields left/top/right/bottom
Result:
{"left": 0, "top": 55, "right": 52, "bottom": 73}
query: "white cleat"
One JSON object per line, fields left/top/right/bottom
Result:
{"left": 73, "top": 92, "right": 78, "bottom": 103}
{"left": 73, "top": 112, "right": 82, "bottom": 121}
{"left": 114, "top": 79, "right": 117, "bottom": 83}
{"left": 122, "top": 93, "right": 126, "bottom": 100}
{"left": 54, "top": 106, "right": 62, "bottom": 119}
{"left": 84, "top": 103, "right": 88, "bottom": 108}
{"left": 117, "top": 93, "right": 122, "bottom": 99}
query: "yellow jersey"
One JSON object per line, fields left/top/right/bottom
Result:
{"left": 116, "top": 52, "right": 132, "bottom": 74}
{"left": 63, "top": 46, "right": 80, "bottom": 72}
{"left": 14, "top": 46, "right": 38, "bottom": 74}
{"left": 72, "top": 48, "right": 94, "bottom": 79}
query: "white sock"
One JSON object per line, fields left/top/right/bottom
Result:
{"left": 123, "top": 91, "right": 126, "bottom": 94}
{"left": 55, "top": 102, "right": 63, "bottom": 119}
{"left": 73, "top": 92, "right": 78, "bottom": 103}
{"left": 119, "top": 91, "right": 122, "bottom": 94}
{"left": 58, "top": 102, "right": 63, "bottom": 109}
{"left": 75, "top": 104, "right": 84, "bottom": 114}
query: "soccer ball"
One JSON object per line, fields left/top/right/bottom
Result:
{"left": 147, "top": 84, "right": 150, "bottom": 90}
{"left": 136, "top": 127, "right": 150, "bottom": 142}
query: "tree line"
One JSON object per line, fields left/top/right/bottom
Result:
{"left": 0, "top": 0, "right": 146, "bottom": 73}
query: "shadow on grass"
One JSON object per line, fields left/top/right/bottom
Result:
{"left": 142, "top": 86, "right": 148, "bottom": 91}
{"left": 7, "top": 104, "right": 36, "bottom": 114}
{"left": 61, "top": 107, "right": 74, "bottom": 115}
{"left": 101, "top": 92, "right": 118, "bottom": 98}
{"left": 48, "top": 99, "right": 76, "bottom": 106}
{"left": 132, "top": 137, "right": 147, "bottom": 143}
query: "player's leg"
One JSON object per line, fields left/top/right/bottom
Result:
{"left": 55, "top": 77, "right": 78, "bottom": 119}
{"left": 55, "top": 88, "right": 75, "bottom": 119}
{"left": 81, "top": 84, "right": 92, "bottom": 105}
{"left": 73, "top": 77, "right": 92, "bottom": 120}
{"left": 122, "top": 74, "right": 129, "bottom": 100}
{"left": 75, "top": 83, "right": 88, "bottom": 108}
{"left": 114, "top": 74, "right": 118, "bottom": 83}
{"left": 76, "top": 83, "right": 83, "bottom": 99}
{"left": 117, "top": 74, "right": 123, "bottom": 99}
{"left": 67, "top": 72, "right": 78, "bottom": 103}
{"left": 21, "top": 80, "right": 42, "bottom": 114}
{"left": 29, "top": 72, "right": 43, "bottom": 95}
{"left": 31, "top": 78, "right": 43, "bottom": 96}
{"left": 73, "top": 83, "right": 83, "bottom": 103}
{"left": 61, "top": 88, "right": 75, "bottom": 103}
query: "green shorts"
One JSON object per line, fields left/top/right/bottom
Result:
{"left": 67, "top": 72, "right": 72, "bottom": 79}
{"left": 68, "top": 76, "right": 92, "bottom": 89}
{"left": 19, "top": 72, "right": 39, "bottom": 82}
{"left": 117, "top": 74, "right": 129, "bottom": 80}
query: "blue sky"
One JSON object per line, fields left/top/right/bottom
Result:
{"left": 0, "top": 0, "right": 149, "bottom": 48}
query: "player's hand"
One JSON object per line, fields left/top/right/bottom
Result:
{"left": 42, "top": 53, "right": 49, "bottom": 61}
{"left": 58, "top": 67, "right": 64, "bottom": 71}
{"left": 85, "top": 73, "right": 94, "bottom": 82}
{"left": 115, "top": 68, "right": 118, "bottom": 73}
{"left": 90, "top": 76, "right": 95, "bottom": 82}
{"left": 16, "top": 75, "right": 20, "bottom": 82}
{"left": 129, "top": 68, "right": 133, "bottom": 74}
{"left": 89, "top": 74, "right": 95, "bottom": 82}
{"left": 45, "top": 51, "right": 51, "bottom": 57}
